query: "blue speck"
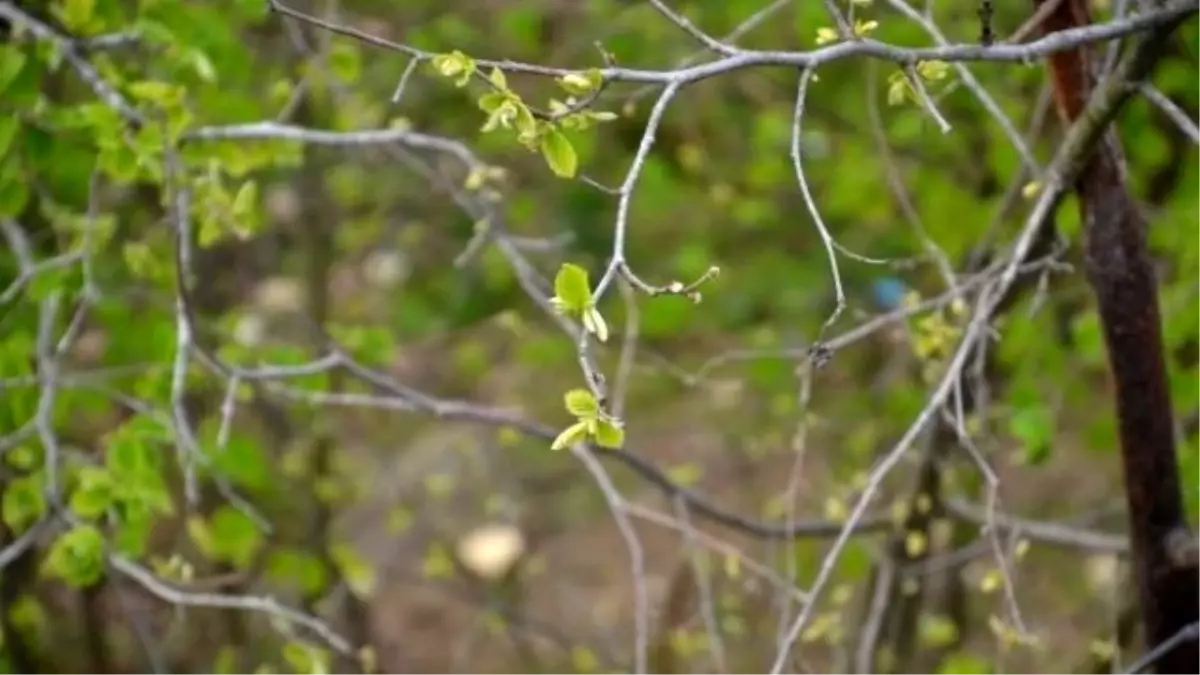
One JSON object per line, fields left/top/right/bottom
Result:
{"left": 871, "top": 277, "right": 909, "bottom": 312}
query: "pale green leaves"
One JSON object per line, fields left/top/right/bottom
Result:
{"left": 916, "top": 60, "right": 950, "bottom": 82}
{"left": 43, "top": 524, "right": 107, "bottom": 588}
{"left": 2, "top": 474, "right": 45, "bottom": 534}
{"left": 555, "top": 107, "right": 618, "bottom": 131}
{"left": 431, "top": 50, "right": 476, "bottom": 87}
{"left": 593, "top": 418, "right": 625, "bottom": 449}
{"left": 0, "top": 115, "right": 18, "bottom": 159}
{"left": 53, "top": 0, "right": 100, "bottom": 34}
{"left": 282, "top": 642, "right": 332, "bottom": 675}
{"left": 815, "top": 27, "right": 839, "bottom": 45}
{"left": 854, "top": 20, "right": 880, "bottom": 37}
{"left": 887, "top": 60, "right": 951, "bottom": 106}
{"left": 551, "top": 389, "right": 626, "bottom": 451}
{"left": 188, "top": 506, "right": 263, "bottom": 570}
{"left": 816, "top": 19, "right": 878, "bottom": 44}
{"left": 430, "top": 53, "right": 614, "bottom": 179}
{"left": 0, "top": 45, "right": 28, "bottom": 96}
{"left": 580, "top": 303, "right": 608, "bottom": 341}
{"left": 478, "top": 68, "right": 579, "bottom": 178}
{"left": 127, "top": 80, "right": 187, "bottom": 110}
{"left": 0, "top": 149, "right": 28, "bottom": 218}
{"left": 557, "top": 69, "right": 603, "bottom": 97}
{"left": 327, "top": 42, "right": 362, "bottom": 84}
{"left": 565, "top": 388, "right": 600, "bottom": 417}
{"left": 478, "top": 85, "right": 537, "bottom": 142}
{"left": 553, "top": 263, "right": 591, "bottom": 311}
{"left": 540, "top": 128, "right": 577, "bottom": 178}
{"left": 330, "top": 543, "right": 377, "bottom": 599}
{"left": 70, "top": 467, "right": 115, "bottom": 520}
{"left": 551, "top": 263, "right": 608, "bottom": 341}
{"left": 1011, "top": 406, "right": 1054, "bottom": 465}
{"left": 552, "top": 419, "right": 590, "bottom": 451}
{"left": 195, "top": 175, "right": 262, "bottom": 248}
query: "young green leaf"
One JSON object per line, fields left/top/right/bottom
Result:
{"left": 43, "top": 524, "right": 107, "bottom": 588}
{"left": 477, "top": 92, "right": 509, "bottom": 114}
{"left": 481, "top": 99, "right": 518, "bottom": 133}
{"left": 557, "top": 70, "right": 601, "bottom": 97}
{"left": 583, "top": 306, "right": 609, "bottom": 342}
{"left": 0, "top": 47, "right": 28, "bottom": 95}
{"left": 328, "top": 43, "right": 362, "bottom": 83}
{"left": 187, "top": 515, "right": 218, "bottom": 560}
{"left": 553, "top": 263, "right": 592, "bottom": 314}
{"left": 0, "top": 116, "right": 18, "bottom": 159}
{"left": 564, "top": 389, "right": 600, "bottom": 418}
{"left": 69, "top": 467, "right": 114, "bottom": 520}
{"left": 330, "top": 543, "right": 377, "bottom": 599}
{"left": 585, "top": 110, "right": 618, "bottom": 123}
{"left": 0, "top": 157, "right": 30, "bottom": 217}
{"left": 266, "top": 548, "right": 330, "bottom": 597}
{"left": 487, "top": 67, "right": 508, "bottom": 91}
{"left": 540, "top": 128, "right": 577, "bottom": 178}
{"left": 2, "top": 474, "right": 45, "bottom": 534}
{"left": 551, "top": 420, "right": 590, "bottom": 451}
{"left": 209, "top": 505, "right": 263, "bottom": 569}
{"left": 916, "top": 60, "right": 950, "bottom": 82}
{"left": 55, "top": 0, "right": 97, "bottom": 33}
{"left": 1011, "top": 406, "right": 1054, "bottom": 465}
{"left": 231, "top": 180, "right": 258, "bottom": 220}
{"left": 853, "top": 19, "right": 879, "bottom": 37}
{"left": 431, "top": 50, "right": 476, "bottom": 87}
{"left": 887, "top": 76, "right": 911, "bottom": 106}
{"left": 281, "top": 642, "right": 331, "bottom": 675}
{"left": 594, "top": 418, "right": 625, "bottom": 449}
{"left": 515, "top": 105, "right": 539, "bottom": 146}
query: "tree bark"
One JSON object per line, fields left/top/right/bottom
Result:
{"left": 1034, "top": 0, "right": 1200, "bottom": 671}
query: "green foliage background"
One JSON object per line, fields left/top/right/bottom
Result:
{"left": 0, "top": 0, "right": 1196, "bottom": 672}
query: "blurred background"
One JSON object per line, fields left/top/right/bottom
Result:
{"left": 0, "top": 0, "right": 1197, "bottom": 673}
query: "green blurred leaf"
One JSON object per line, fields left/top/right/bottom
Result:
{"left": 43, "top": 524, "right": 106, "bottom": 588}
{"left": 594, "top": 418, "right": 625, "bottom": 449}
{"left": 266, "top": 548, "right": 329, "bottom": 597}
{"left": 551, "top": 420, "right": 589, "bottom": 451}
{"left": 0, "top": 46, "right": 28, "bottom": 95}
{"left": 330, "top": 543, "right": 377, "bottom": 600}
{"left": 557, "top": 69, "right": 602, "bottom": 96}
{"left": 0, "top": 156, "right": 29, "bottom": 217}
{"left": 552, "top": 263, "right": 592, "bottom": 314}
{"left": 540, "top": 128, "right": 577, "bottom": 178}
{"left": 54, "top": 0, "right": 97, "bottom": 33}
{"left": 69, "top": 467, "right": 114, "bottom": 520}
{"left": 327, "top": 42, "right": 362, "bottom": 83}
{"left": 936, "top": 652, "right": 993, "bottom": 674}
{"left": 564, "top": 388, "right": 599, "bottom": 418}
{"left": 1010, "top": 406, "right": 1054, "bottom": 465}
{"left": 187, "top": 515, "right": 217, "bottom": 560}
{"left": 208, "top": 506, "right": 263, "bottom": 569}
{"left": 487, "top": 66, "right": 508, "bottom": 91}
{"left": 431, "top": 50, "right": 475, "bottom": 87}
{"left": 583, "top": 306, "right": 609, "bottom": 342}
{"left": 0, "top": 116, "right": 19, "bottom": 159}
{"left": 2, "top": 474, "right": 45, "bottom": 534}
{"left": 281, "top": 643, "right": 330, "bottom": 675}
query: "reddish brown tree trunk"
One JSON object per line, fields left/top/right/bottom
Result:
{"left": 1034, "top": 1, "right": 1199, "bottom": 671}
